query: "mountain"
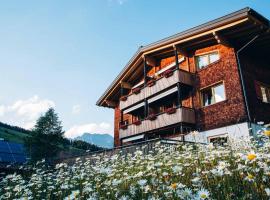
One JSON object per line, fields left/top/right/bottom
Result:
{"left": 75, "top": 133, "right": 114, "bottom": 148}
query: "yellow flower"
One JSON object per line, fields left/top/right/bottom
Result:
{"left": 247, "top": 173, "right": 254, "bottom": 179}
{"left": 171, "top": 183, "right": 177, "bottom": 190}
{"left": 247, "top": 153, "right": 256, "bottom": 161}
{"left": 264, "top": 130, "right": 270, "bottom": 137}
{"left": 200, "top": 194, "right": 207, "bottom": 199}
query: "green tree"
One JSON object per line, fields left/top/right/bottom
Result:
{"left": 25, "top": 108, "right": 65, "bottom": 163}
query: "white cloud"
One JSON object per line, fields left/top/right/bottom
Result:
{"left": 0, "top": 105, "right": 5, "bottom": 117}
{"left": 72, "top": 104, "right": 81, "bottom": 114}
{"left": 65, "top": 122, "right": 113, "bottom": 139}
{"left": 0, "top": 95, "right": 55, "bottom": 129}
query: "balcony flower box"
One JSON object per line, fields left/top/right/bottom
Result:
{"left": 165, "top": 107, "right": 177, "bottom": 114}
{"left": 163, "top": 69, "right": 174, "bottom": 78}
{"left": 146, "top": 113, "right": 157, "bottom": 121}
{"left": 147, "top": 79, "right": 156, "bottom": 87}
{"left": 119, "top": 124, "right": 128, "bottom": 130}
{"left": 132, "top": 87, "right": 141, "bottom": 94}
{"left": 120, "top": 95, "right": 128, "bottom": 101}
{"left": 133, "top": 120, "right": 141, "bottom": 126}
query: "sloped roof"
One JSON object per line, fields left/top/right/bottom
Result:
{"left": 96, "top": 7, "right": 270, "bottom": 107}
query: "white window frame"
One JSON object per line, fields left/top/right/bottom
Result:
{"left": 260, "top": 85, "right": 270, "bottom": 103}
{"left": 201, "top": 82, "right": 226, "bottom": 107}
{"left": 195, "top": 51, "right": 220, "bottom": 70}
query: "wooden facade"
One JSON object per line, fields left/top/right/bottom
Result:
{"left": 97, "top": 8, "right": 270, "bottom": 147}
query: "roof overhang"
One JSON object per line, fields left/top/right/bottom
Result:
{"left": 96, "top": 7, "right": 270, "bottom": 108}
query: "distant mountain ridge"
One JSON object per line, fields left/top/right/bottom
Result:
{"left": 75, "top": 133, "right": 114, "bottom": 148}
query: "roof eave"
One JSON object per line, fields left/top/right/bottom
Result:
{"left": 96, "top": 7, "right": 269, "bottom": 108}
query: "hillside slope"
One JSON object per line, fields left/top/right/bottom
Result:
{"left": 0, "top": 122, "right": 30, "bottom": 144}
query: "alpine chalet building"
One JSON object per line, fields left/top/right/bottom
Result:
{"left": 97, "top": 8, "right": 270, "bottom": 147}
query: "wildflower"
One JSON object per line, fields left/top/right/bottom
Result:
{"left": 191, "top": 177, "right": 200, "bottom": 184}
{"left": 177, "top": 188, "right": 192, "bottom": 199}
{"left": 197, "top": 188, "right": 210, "bottom": 199}
{"left": 138, "top": 179, "right": 147, "bottom": 187}
{"left": 265, "top": 188, "right": 270, "bottom": 196}
{"left": 247, "top": 153, "right": 257, "bottom": 161}
{"left": 172, "top": 165, "right": 182, "bottom": 174}
{"left": 245, "top": 173, "right": 254, "bottom": 182}
{"left": 170, "top": 183, "right": 177, "bottom": 190}
{"left": 264, "top": 130, "right": 270, "bottom": 137}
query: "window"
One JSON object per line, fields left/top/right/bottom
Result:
{"left": 255, "top": 81, "right": 270, "bottom": 103}
{"left": 201, "top": 83, "right": 225, "bottom": 106}
{"left": 209, "top": 135, "right": 228, "bottom": 146}
{"left": 195, "top": 51, "right": 220, "bottom": 69}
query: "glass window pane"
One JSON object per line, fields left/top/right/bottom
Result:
{"left": 209, "top": 52, "right": 219, "bottom": 63}
{"left": 214, "top": 84, "right": 225, "bottom": 103}
{"left": 202, "top": 88, "right": 213, "bottom": 106}
{"left": 267, "top": 88, "right": 270, "bottom": 103}
{"left": 261, "top": 87, "right": 268, "bottom": 103}
{"left": 196, "top": 55, "right": 209, "bottom": 69}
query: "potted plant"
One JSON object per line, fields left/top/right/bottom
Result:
{"left": 146, "top": 113, "right": 157, "bottom": 121}
{"left": 120, "top": 95, "right": 128, "bottom": 101}
{"left": 147, "top": 78, "right": 156, "bottom": 87}
{"left": 119, "top": 124, "right": 128, "bottom": 130}
{"left": 133, "top": 120, "right": 141, "bottom": 126}
{"left": 132, "top": 87, "right": 141, "bottom": 94}
{"left": 163, "top": 69, "right": 174, "bottom": 78}
{"left": 165, "top": 107, "right": 177, "bottom": 114}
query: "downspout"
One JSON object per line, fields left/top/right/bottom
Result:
{"left": 235, "top": 34, "right": 260, "bottom": 132}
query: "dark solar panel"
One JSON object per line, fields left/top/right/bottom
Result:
{"left": 0, "top": 141, "right": 27, "bottom": 164}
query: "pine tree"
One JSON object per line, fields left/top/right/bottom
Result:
{"left": 25, "top": 108, "right": 65, "bottom": 163}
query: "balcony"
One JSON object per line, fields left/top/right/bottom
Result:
{"left": 119, "top": 69, "right": 194, "bottom": 110}
{"left": 119, "top": 107, "right": 195, "bottom": 139}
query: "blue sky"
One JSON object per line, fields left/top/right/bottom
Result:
{"left": 0, "top": 0, "right": 269, "bottom": 138}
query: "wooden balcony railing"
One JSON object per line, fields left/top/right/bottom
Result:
{"left": 119, "top": 107, "right": 195, "bottom": 139}
{"left": 119, "top": 69, "right": 194, "bottom": 110}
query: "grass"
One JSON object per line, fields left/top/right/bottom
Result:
{"left": 0, "top": 126, "right": 30, "bottom": 144}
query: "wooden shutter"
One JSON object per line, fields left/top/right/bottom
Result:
{"left": 254, "top": 81, "right": 262, "bottom": 99}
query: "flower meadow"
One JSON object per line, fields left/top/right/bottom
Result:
{"left": 1, "top": 130, "right": 270, "bottom": 200}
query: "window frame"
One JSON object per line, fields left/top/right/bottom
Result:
{"left": 255, "top": 80, "right": 270, "bottom": 104}
{"left": 200, "top": 81, "right": 226, "bottom": 107}
{"left": 208, "top": 134, "right": 228, "bottom": 145}
{"left": 261, "top": 85, "right": 270, "bottom": 103}
{"left": 195, "top": 50, "right": 220, "bottom": 70}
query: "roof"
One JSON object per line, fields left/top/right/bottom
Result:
{"left": 96, "top": 7, "right": 270, "bottom": 107}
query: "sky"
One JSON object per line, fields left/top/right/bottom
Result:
{"left": 0, "top": 0, "right": 269, "bottom": 138}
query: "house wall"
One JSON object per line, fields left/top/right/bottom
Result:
{"left": 184, "top": 122, "right": 250, "bottom": 143}
{"left": 240, "top": 51, "right": 270, "bottom": 124}
{"left": 114, "top": 44, "right": 250, "bottom": 147}
{"left": 191, "top": 44, "right": 248, "bottom": 131}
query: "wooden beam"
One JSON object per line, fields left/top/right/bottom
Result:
{"left": 213, "top": 31, "right": 233, "bottom": 47}
{"left": 145, "top": 56, "right": 156, "bottom": 67}
{"left": 248, "top": 15, "right": 269, "bottom": 30}
{"left": 105, "top": 100, "right": 117, "bottom": 107}
{"left": 120, "top": 81, "right": 132, "bottom": 89}
{"left": 174, "top": 45, "right": 189, "bottom": 57}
